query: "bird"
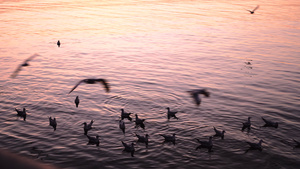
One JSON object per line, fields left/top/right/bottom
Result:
{"left": 75, "top": 96, "right": 80, "bottom": 108}
{"left": 196, "top": 136, "right": 213, "bottom": 152}
{"left": 10, "top": 53, "right": 40, "bottom": 78}
{"left": 247, "top": 5, "right": 259, "bottom": 14}
{"left": 68, "top": 79, "right": 110, "bottom": 94}
{"left": 119, "top": 120, "right": 125, "bottom": 134}
{"left": 121, "top": 141, "right": 135, "bottom": 157}
{"left": 135, "top": 133, "right": 149, "bottom": 147}
{"left": 49, "top": 117, "right": 57, "bottom": 131}
{"left": 293, "top": 139, "right": 300, "bottom": 148}
{"left": 242, "top": 117, "right": 251, "bottom": 131}
{"left": 134, "top": 114, "right": 145, "bottom": 129}
{"left": 57, "top": 40, "right": 60, "bottom": 47}
{"left": 261, "top": 117, "right": 278, "bottom": 128}
{"left": 15, "top": 108, "right": 26, "bottom": 121}
{"left": 166, "top": 107, "right": 179, "bottom": 120}
{"left": 83, "top": 120, "right": 94, "bottom": 135}
{"left": 213, "top": 127, "right": 225, "bottom": 139}
{"left": 86, "top": 135, "right": 100, "bottom": 146}
{"left": 121, "top": 109, "right": 132, "bottom": 121}
{"left": 187, "top": 89, "right": 210, "bottom": 106}
{"left": 160, "top": 133, "right": 176, "bottom": 145}
{"left": 246, "top": 139, "right": 263, "bottom": 152}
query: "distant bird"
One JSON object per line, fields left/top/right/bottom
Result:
{"left": 121, "top": 109, "right": 132, "bottom": 121}
{"left": 245, "top": 139, "right": 263, "bottom": 152}
{"left": 166, "top": 107, "right": 179, "bottom": 120}
{"left": 187, "top": 89, "right": 210, "bottom": 106}
{"left": 242, "top": 117, "right": 251, "bottom": 131}
{"left": 247, "top": 5, "right": 259, "bottom": 14}
{"left": 160, "top": 133, "right": 176, "bottom": 145}
{"left": 49, "top": 117, "right": 57, "bottom": 131}
{"left": 75, "top": 96, "right": 80, "bottom": 108}
{"left": 196, "top": 136, "right": 213, "bottom": 152}
{"left": 135, "top": 114, "right": 145, "bottom": 129}
{"left": 57, "top": 40, "right": 61, "bottom": 47}
{"left": 213, "top": 127, "right": 225, "bottom": 139}
{"left": 83, "top": 120, "right": 94, "bottom": 135}
{"left": 68, "top": 79, "right": 110, "bottom": 94}
{"left": 15, "top": 108, "right": 27, "bottom": 121}
{"left": 10, "top": 53, "right": 40, "bottom": 78}
{"left": 119, "top": 120, "right": 125, "bottom": 134}
{"left": 121, "top": 141, "right": 135, "bottom": 157}
{"left": 135, "top": 133, "right": 149, "bottom": 147}
{"left": 293, "top": 139, "right": 300, "bottom": 148}
{"left": 86, "top": 135, "right": 100, "bottom": 147}
{"left": 261, "top": 117, "right": 278, "bottom": 128}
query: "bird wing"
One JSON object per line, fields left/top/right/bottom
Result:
{"left": 261, "top": 117, "right": 268, "bottom": 124}
{"left": 253, "top": 5, "right": 259, "bottom": 12}
{"left": 193, "top": 93, "right": 201, "bottom": 105}
{"left": 97, "top": 79, "right": 110, "bottom": 92}
{"left": 25, "top": 53, "right": 39, "bottom": 63}
{"left": 69, "top": 80, "right": 84, "bottom": 94}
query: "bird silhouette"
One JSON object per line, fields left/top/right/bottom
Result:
{"left": 49, "top": 117, "right": 57, "bottom": 131}
{"left": 245, "top": 139, "right": 263, "bottom": 153}
{"left": 261, "top": 117, "right": 278, "bottom": 128}
{"left": 75, "top": 96, "right": 80, "bottom": 108}
{"left": 57, "top": 40, "right": 61, "bottom": 47}
{"left": 166, "top": 107, "right": 179, "bottom": 120}
{"left": 83, "top": 120, "right": 94, "bottom": 135}
{"left": 247, "top": 5, "right": 259, "bottom": 14}
{"left": 10, "top": 53, "right": 40, "bottom": 78}
{"left": 122, "top": 141, "right": 135, "bottom": 157}
{"left": 213, "top": 127, "right": 225, "bottom": 140}
{"left": 86, "top": 135, "right": 100, "bottom": 146}
{"left": 15, "top": 108, "right": 27, "bottom": 121}
{"left": 68, "top": 79, "right": 110, "bottom": 94}
{"left": 196, "top": 136, "right": 213, "bottom": 152}
{"left": 120, "top": 109, "right": 132, "bottom": 121}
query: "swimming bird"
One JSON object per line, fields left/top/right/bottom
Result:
{"left": 246, "top": 139, "right": 263, "bottom": 152}
{"left": 196, "top": 136, "right": 213, "bottom": 152}
{"left": 68, "top": 79, "right": 110, "bottom": 94}
{"left": 135, "top": 133, "right": 149, "bottom": 147}
{"left": 213, "top": 127, "right": 225, "bottom": 139}
{"left": 10, "top": 53, "right": 40, "bottom": 78}
{"left": 261, "top": 117, "right": 278, "bottom": 128}
{"left": 187, "top": 89, "right": 210, "bottom": 106}
{"left": 49, "top": 117, "right": 57, "bottom": 131}
{"left": 15, "top": 108, "right": 26, "bottom": 121}
{"left": 119, "top": 120, "right": 125, "bottom": 134}
{"left": 166, "top": 107, "right": 179, "bottom": 120}
{"left": 75, "top": 96, "right": 80, "bottom": 108}
{"left": 242, "top": 117, "right": 251, "bottom": 131}
{"left": 160, "top": 133, "right": 176, "bottom": 145}
{"left": 121, "top": 141, "right": 135, "bottom": 157}
{"left": 83, "top": 120, "right": 94, "bottom": 135}
{"left": 293, "top": 139, "right": 300, "bottom": 148}
{"left": 247, "top": 5, "right": 259, "bottom": 14}
{"left": 135, "top": 114, "right": 145, "bottom": 129}
{"left": 86, "top": 135, "right": 100, "bottom": 146}
{"left": 57, "top": 40, "right": 61, "bottom": 47}
{"left": 121, "top": 109, "right": 132, "bottom": 121}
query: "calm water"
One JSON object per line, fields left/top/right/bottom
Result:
{"left": 0, "top": 0, "right": 300, "bottom": 168}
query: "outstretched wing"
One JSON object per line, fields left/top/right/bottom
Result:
{"left": 69, "top": 80, "right": 84, "bottom": 94}
{"left": 25, "top": 53, "right": 39, "bottom": 63}
{"left": 10, "top": 54, "right": 40, "bottom": 78}
{"left": 98, "top": 79, "right": 110, "bottom": 92}
{"left": 253, "top": 5, "right": 259, "bottom": 12}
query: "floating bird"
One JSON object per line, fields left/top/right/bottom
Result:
{"left": 245, "top": 139, "right": 263, "bottom": 153}
{"left": 166, "top": 107, "right": 179, "bottom": 120}
{"left": 187, "top": 89, "right": 210, "bottom": 106}
{"left": 75, "top": 96, "right": 80, "bottom": 108}
{"left": 10, "top": 53, "right": 40, "bottom": 78}
{"left": 86, "top": 135, "right": 100, "bottom": 146}
{"left": 57, "top": 40, "right": 61, "bottom": 47}
{"left": 119, "top": 120, "right": 125, "bottom": 134}
{"left": 49, "top": 117, "right": 57, "bottom": 131}
{"left": 83, "top": 120, "right": 94, "bottom": 135}
{"left": 134, "top": 114, "right": 145, "bottom": 129}
{"left": 122, "top": 141, "right": 135, "bottom": 157}
{"left": 68, "top": 79, "right": 110, "bottom": 94}
{"left": 15, "top": 108, "right": 27, "bottom": 121}
{"left": 242, "top": 117, "right": 251, "bottom": 131}
{"left": 121, "top": 109, "right": 132, "bottom": 121}
{"left": 293, "top": 139, "right": 300, "bottom": 148}
{"left": 135, "top": 133, "right": 149, "bottom": 147}
{"left": 213, "top": 127, "right": 225, "bottom": 140}
{"left": 160, "top": 133, "right": 176, "bottom": 145}
{"left": 261, "top": 117, "right": 278, "bottom": 128}
{"left": 247, "top": 5, "right": 259, "bottom": 14}
{"left": 196, "top": 136, "right": 213, "bottom": 152}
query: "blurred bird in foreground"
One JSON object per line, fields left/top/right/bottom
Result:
{"left": 246, "top": 5, "right": 259, "bottom": 14}
{"left": 10, "top": 53, "right": 40, "bottom": 78}
{"left": 187, "top": 89, "right": 210, "bottom": 106}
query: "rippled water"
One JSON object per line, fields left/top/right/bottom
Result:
{"left": 0, "top": 0, "right": 300, "bottom": 168}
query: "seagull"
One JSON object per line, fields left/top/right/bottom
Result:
{"left": 121, "top": 109, "right": 132, "bottom": 121}
{"left": 261, "top": 117, "right": 278, "bottom": 128}
{"left": 119, "top": 120, "right": 125, "bottom": 134}
{"left": 68, "top": 79, "right": 110, "bottom": 94}
{"left": 86, "top": 135, "right": 100, "bottom": 146}
{"left": 135, "top": 114, "right": 145, "bottom": 129}
{"left": 83, "top": 120, "right": 94, "bottom": 135}
{"left": 187, "top": 89, "right": 210, "bottom": 106}
{"left": 196, "top": 136, "right": 213, "bottom": 152}
{"left": 242, "top": 117, "right": 251, "bottom": 131}
{"left": 135, "top": 133, "right": 149, "bottom": 147}
{"left": 293, "top": 139, "right": 300, "bottom": 148}
{"left": 49, "top": 117, "right": 57, "bottom": 131}
{"left": 75, "top": 96, "right": 80, "bottom": 108}
{"left": 160, "top": 133, "right": 176, "bottom": 145}
{"left": 166, "top": 107, "right": 179, "bottom": 120}
{"left": 121, "top": 141, "right": 135, "bottom": 157}
{"left": 245, "top": 139, "right": 263, "bottom": 152}
{"left": 57, "top": 40, "right": 61, "bottom": 47}
{"left": 247, "top": 5, "right": 259, "bottom": 14}
{"left": 213, "top": 127, "right": 225, "bottom": 139}
{"left": 10, "top": 53, "right": 40, "bottom": 78}
{"left": 15, "top": 108, "right": 26, "bottom": 121}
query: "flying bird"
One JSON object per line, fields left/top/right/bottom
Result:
{"left": 187, "top": 89, "right": 210, "bottom": 106}
{"left": 68, "top": 79, "right": 110, "bottom": 94}
{"left": 10, "top": 53, "right": 40, "bottom": 78}
{"left": 49, "top": 117, "right": 57, "bottom": 131}
{"left": 247, "top": 5, "right": 259, "bottom": 14}
{"left": 75, "top": 96, "right": 80, "bottom": 108}
{"left": 15, "top": 108, "right": 27, "bottom": 121}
